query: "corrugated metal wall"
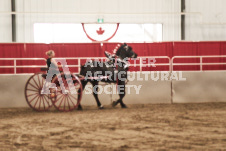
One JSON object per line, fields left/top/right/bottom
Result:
{"left": 14, "top": 0, "right": 180, "bottom": 42}
{"left": 186, "top": 0, "right": 226, "bottom": 41}
{"left": 0, "top": 0, "right": 226, "bottom": 42}
{"left": 0, "top": 0, "right": 11, "bottom": 42}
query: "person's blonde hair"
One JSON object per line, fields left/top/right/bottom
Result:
{"left": 46, "top": 50, "right": 54, "bottom": 56}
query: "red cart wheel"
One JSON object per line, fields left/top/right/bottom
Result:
{"left": 25, "top": 73, "right": 52, "bottom": 111}
{"left": 51, "top": 73, "right": 83, "bottom": 112}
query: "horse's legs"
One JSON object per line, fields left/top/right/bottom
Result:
{"left": 113, "top": 82, "right": 127, "bottom": 108}
{"left": 77, "top": 80, "right": 88, "bottom": 110}
{"left": 91, "top": 81, "right": 104, "bottom": 109}
{"left": 119, "top": 84, "right": 127, "bottom": 108}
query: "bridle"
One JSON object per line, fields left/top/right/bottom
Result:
{"left": 110, "top": 44, "right": 130, "bottom": 85}
{"left": 111, "top": 44, "right": 130, "bottom": 70}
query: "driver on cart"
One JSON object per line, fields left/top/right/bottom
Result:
{"left": 44, "top": 50, "right": 63, "bottom": 84}
{"left": 46, "top": 50, "right": 62, "bottom": 70}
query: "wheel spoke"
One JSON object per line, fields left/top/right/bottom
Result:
{"left": 39, "top": 96, "right": 42, "bottom": 109}
{"left": 34, "top": 96, "right": 40, "bottom": 108}
{"left": 32, "top": 76, "right": 40, "bottom": 89}
{"left": 67, "top": 96, "right": 71, "bottom": 110}
{"left": 69, "top": 89, "right": 81, "bottom": 95}
{"left": 68, "top": 93, "right": 78, "bottom": 100}
{"left": 41, "top": 96, "right": 46, "bottom": 110}
{"left": 27, "top": 93, "right": 39, "bottom": 97}
{"left": 27, "top": 89, "right": 39, "bottom": 92}
{"left": 29, "top": 82, "right": 39, "bottom": 90}
{"left": 58, "top": 95, "right": 65, "bottom": 109}
{"left": 54, "top": 93, "right": 64, "bottom": 103}
{"left": 68, "top": 95, "right": 76, "bottom": 106}
{"left": 64, "top": 96, "right": 66, "bottom": 110}
{"left": 43, "top": 95, "right": 51, "bottom": 107}
{"left": 29, "top": 94, "right": 39, "bottom": 103}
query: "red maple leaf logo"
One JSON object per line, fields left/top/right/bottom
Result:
{"left": 96, "top": 27, "right": 105, "bottom": 35}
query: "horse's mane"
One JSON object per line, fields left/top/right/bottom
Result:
{"left": 116, "top": 43, "right": 126, "bottom": 56}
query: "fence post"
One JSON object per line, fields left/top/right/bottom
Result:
{"left": 139, "top": 58, "right": 142, "bottom": 72}
{"left": 78, "top": 59, "right": 81, "bottom": 74}
{"left": 14, "top": 59, "right": 16, "bottom": 74}
{"left": 200, "top": 57, "right": 203, "bottom": 71}
{"left": 170, "top": 57, "right": 173, "bottom": 104}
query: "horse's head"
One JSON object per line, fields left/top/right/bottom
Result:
{"left": 116, "top": 43, "right": 138, "bottom": 60}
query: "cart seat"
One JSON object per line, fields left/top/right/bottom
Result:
{"left": 40, "top": 67, "right": 48, "bottom": 71}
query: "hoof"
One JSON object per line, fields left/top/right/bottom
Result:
{"left": 99, "top": 105, "right": 104, "bottom": 110}
{"left": 121, "top": 105, "right": 128, "bottom": 108}
{"left": 77, "top": 106, "right": 83, "bottom": 110}
{"left": 112, "top": 101, "right": 118, "bottom": 107}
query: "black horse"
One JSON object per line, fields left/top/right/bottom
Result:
{"left": 78, "top": 43, "right": 138, "bottom": 109}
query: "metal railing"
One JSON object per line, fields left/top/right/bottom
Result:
{"left": 1, "top": 55, "right": 226, "bottom": 74}
{"left": 128, "top": 56, "right": 171, "bottom": 72}
{"left": 171, "top": 55, "right": 226, "bottom": 71}
{"left": 0, "top": 56, "right": 171, "bottom": 74}
{"left": 0, "top": 58, "right": 46, "bottom": 74}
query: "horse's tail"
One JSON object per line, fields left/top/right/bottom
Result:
{"left": 80, "top": 64, "right": 85, "bottom": 69}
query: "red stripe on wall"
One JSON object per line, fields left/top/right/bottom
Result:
{"left": 0, "top": 42, "right": 226, "bottom": 73}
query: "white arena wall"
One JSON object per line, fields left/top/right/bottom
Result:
{"left": 0, "top": 71, "right": 226, "bottom": 108}
{"left": 173, "top": 71, "right": 226, "bottom": 103}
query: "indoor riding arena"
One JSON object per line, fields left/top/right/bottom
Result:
{"left": 1, "top": 0, "right": 226, "bottom": 150}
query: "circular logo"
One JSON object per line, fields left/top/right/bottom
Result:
{"left": 82, "top": 23, "right": 119, "bottom": 42}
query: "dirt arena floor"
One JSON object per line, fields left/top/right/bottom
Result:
{"left": 1, "top": 103, "right": 226, "bottom": 151}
